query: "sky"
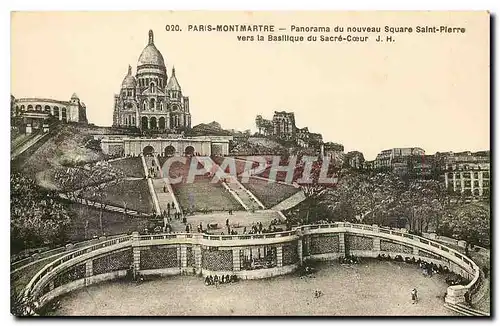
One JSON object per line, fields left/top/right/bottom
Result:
{"left": 11, "top": 11, "right": 490, "bottom": 160}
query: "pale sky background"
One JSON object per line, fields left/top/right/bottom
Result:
{"left": 11, "top": 11, "right": 489, "bottom": 160}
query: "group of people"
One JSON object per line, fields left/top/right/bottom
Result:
{"left": 419, "top": 261, "right": 444, "bottom": 277}
{"left": 147, "top": 166, "right": 159, "bottom": 178}
{"left": 314, "top": 290, "right": 324, "bottom": 298}
{"left": 247, "top": 222, "right": 284, "bottom": 235}
{"left": 339, "top": 255, "right": 360, "bottom": 265}
{"left": 204, "top": 274, "right": 238, "bottom": 286}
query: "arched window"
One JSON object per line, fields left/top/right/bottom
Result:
{"left": 61, "top": 107, "right": 67, "bottom": 122}
{"left": 20, "top": 105, "right": 25, "bottom": 111}
{"left": 150, "top": 98, "right": 155, "bottom": 110}
{"left": 44, "top": 105, "right": 51, "bottom": 113}
{"left": 160, "top": 102, "right": 164, "bottom": 111}
{"left": 150, "top": 117, "right": 157, "bottom": 129}
{"left": 35, "top": 104, "right": 42, "bottom": 111}
{"left": 143, "top": 101, "right": 147, "bottom": 111}
{"left": 53, "top": 106, "right": 59, "bottom": 118}
{"left": 132, "top": 116, "right": 136, "bottom": 126}
{"left": 27, "top": 105, "right": 33, "bottom": 110}
{"left": 159, "top": 117, "right": 166, "bottom": 129}
{"left": 141, "top": 116, "right": 148, "bottom": 129}
{"left": 150, "top": 83, "right": 154, "bottom": 93}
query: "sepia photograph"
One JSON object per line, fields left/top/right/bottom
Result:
{"left": 9, "top": 10, "right": 491, "bottom": 317}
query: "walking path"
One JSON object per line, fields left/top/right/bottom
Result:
{"left": 271, "top": 189, "right": 306, "bottom": 211}
{"left": 58, "top": 193, "right": 149, "bottom": 217}
{"left": 141, "top": 154, "right": 161, "bottom": 215}
{"left": 169, "top": 209, "right": 284, "bottom": 233}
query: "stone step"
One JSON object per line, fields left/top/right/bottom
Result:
{"left": 455, "top": 303, "right": 489, "bottom": 316}
{"left": 444, "top": 302, "right": 488, "bottom": 316}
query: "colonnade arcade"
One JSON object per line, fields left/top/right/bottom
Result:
{"left": 14, "top": 104, "right": 68, "bottom": 122}
{"left": 121, "top": 115, "right": 186, "bottom": 130}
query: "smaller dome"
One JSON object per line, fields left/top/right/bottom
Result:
{"left": 122, "top": 65, "right": 137, "bottom": 88}
{"left": 71, "top": 93, "right": 79, "bottom": 99}
{"left": 166, "top": 67, "right": 181, "bottom": 91}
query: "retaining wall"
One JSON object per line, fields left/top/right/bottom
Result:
{"left": 24, "top": 223, "right": 480, "bottom": 308}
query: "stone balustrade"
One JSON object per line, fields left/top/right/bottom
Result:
{"left": 23, "top": 223, "right": 480, "bottom": 309}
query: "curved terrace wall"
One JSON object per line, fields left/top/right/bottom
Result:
{"left": 23, "top": 223, "right": 480, "bottom": 309}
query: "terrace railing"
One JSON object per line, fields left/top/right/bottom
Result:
{"left": 24, "top": 235, "right": 132, "bottom": 298}
{"left": 24, "top": 222, "right": 480, "bottom": 307}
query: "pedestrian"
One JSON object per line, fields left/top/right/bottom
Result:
{"left": 411, "top": 288, "right": 418, "bottom": 304}
{"left": 226, "top": 218, "right": 230, "bottom": 226}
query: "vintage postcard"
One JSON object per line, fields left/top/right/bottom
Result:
{"left": 10, "top": 11, "right": 490, "bottom": 317}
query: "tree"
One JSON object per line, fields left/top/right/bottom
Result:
{"left": 438, "top": 203, "right": 490, "bottom": 247}
{"left": 396, "top": 179, "right": 448, "bottom": 233}
{"left": 54, "top": 161, "right": 125, "bottom": 236}
{"left": 11, "top": 173, "right": 71, "bottom": 252}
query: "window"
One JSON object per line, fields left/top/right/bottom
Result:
{"left": 150, "top": 98, "right": 155, "bottom": 110}
{"left": 143, "top": 101, "right": 147, "bottom": 111}
{"left": 483, "top": 171, "right": 490, "bottom": 178}
{"left": 473, "top": 172, "right": 478, "bottom": 179}
{"left": 160, "top": 102, "right": 164, "bottom": 111}
{"left": 150, "top": 83, "right": 154, "bottom": 93}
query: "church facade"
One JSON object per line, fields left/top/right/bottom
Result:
{"left": 113, "top": 30, "right": 191, "bottom": 131}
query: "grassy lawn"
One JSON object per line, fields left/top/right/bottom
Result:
{"left": 66, "top": 203, "right": 158, "bottom": 242}
{"left": 108, "top": 157, "right": 145, "bottom": 178}
{"left": 166, "top": 158, "right": 243, "bottom": 212}
{"left": 172, "top": 176, "right": 243, "bottom": 212}
{"left": 93, "top": 179, "right": 154, "bottom": 214}
{"left": 19, "top": 124, "right": 106, "bottom": 178}
{"left": 243, "top": 177, "right": 301, "bottom": 208}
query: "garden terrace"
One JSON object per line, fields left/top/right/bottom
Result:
{"left": 108, "top": 157, "right": 145, "bottom": 178}
{"left": 78, "top": 179, "right": 153, "bottom": 214}
{"left": 66, "top": 203, "right": 156, "bottom": 242}
{"left": 243, "top": 177, "right": 301, "bottom": 208}
{"left": 169, "top": 158, "right": 243, "bottom": 212}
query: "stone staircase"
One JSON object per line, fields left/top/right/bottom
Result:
{"left": 153, "top": 155, "right": 183, "bottom": 217}
{"left": 11, "top": 131, "right": 48, "bottom": 160}
{"left": 444, "top": 302, "right": 489, "bottom": 317}
{"left": 140, "top": 154, "right": 161, "bottom": 215}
